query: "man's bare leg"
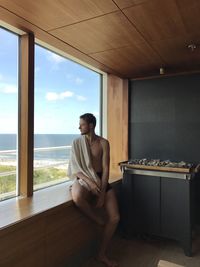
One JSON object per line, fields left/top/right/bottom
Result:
{"left": 97, "top": 189, "right": 120, "bottom": 267}
{"left": 71, "top": 180, "right": 104, "bottom": 225}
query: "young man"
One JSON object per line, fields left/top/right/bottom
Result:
{"left": 69, "top": 113, "right": 120, "bottom": 267}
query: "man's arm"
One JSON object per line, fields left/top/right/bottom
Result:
{"left": 76, "top": 172, "right": 101, "bottom": 196}
{"left": 96, "top": 139, "right": 110, "bottom": 208}
{"left": 100, "top": 139, "right": 110, "bottom": 193}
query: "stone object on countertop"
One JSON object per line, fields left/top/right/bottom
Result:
{"left": 128, "top": 158, "right": 194, "bottom": 169}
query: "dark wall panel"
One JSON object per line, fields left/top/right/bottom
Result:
{"left": 129, "top": 74, "right": 200, "bottom": 164}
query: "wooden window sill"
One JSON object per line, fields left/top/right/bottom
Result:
{"left": 0, "top": 181, "right": 73, "bottom": 230}
{"left": 0, "top": 176, "right": 122, "bottom": 231}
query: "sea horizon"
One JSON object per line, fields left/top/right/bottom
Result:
{"left": 0, "top": 133, "right": 80, "bottom": 161}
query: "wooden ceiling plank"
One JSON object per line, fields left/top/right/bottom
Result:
{"left": 0, "top": 6, "right": 121, "bottom": 77}
{"left": 113, "top": 0, "right": 148, "bottom": 10}
{"left": 90, "top": 43, "right": 163, "bottom": 78}
{"left": 150, "top": 34, "right": 200, "bottom": 67}
{"left": 1, "top": 0, "right": 200, "bottom": 78}
{"left": 175, "top": 0, "right": 200, "bottom": 35}
{"left": 50, "top": 11, "right": 144, "bottom": 54}
{"left": 123, "top": 0, "right": 187, "bottom": 42}
{"left": 0, "top": 0, "right": 118, "bottom": 31}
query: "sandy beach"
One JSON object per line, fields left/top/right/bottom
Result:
{"left": 0, "top": 158, "right": 69, "bottom": 169}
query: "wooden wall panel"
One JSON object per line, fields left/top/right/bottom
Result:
{"left": 0, "top": 204, "right": 96, "bottom": 267}
{"left": 0, "top": 217, "right": 45, "bottom": 267}
{"left": 107, "top": 74, "right": 128, "bottom": 178}
{"left": 0, "top": 181, "right": 121, "bottom": 267}
{"left": 45, "top": 206, "right": 96, "bottom": 267}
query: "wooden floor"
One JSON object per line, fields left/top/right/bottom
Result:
{"left": 82, "top": 232, "right": 200, "bottom": 267}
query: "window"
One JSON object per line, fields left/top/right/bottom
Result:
{"left": 34, "top": 45, "right": 101, "bottom": 190}
{"left": 0, "top": 27, "right": 19, "bottom": 201}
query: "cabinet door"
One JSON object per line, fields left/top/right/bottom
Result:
{"left": 121, "top": 173, "right": 160, "bottom": 236}
{"left": 121, "top": 172, "right": 135, "bottom": 236}
{"left": 161, "top": 177, "right": 192, "bottom": 256}
{"left": 161, "top": 178, "right": 191, "bottom": 239}
{"left": 132, "top": 174, "right": 160, "bottom": 235}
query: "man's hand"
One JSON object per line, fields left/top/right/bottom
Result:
{"left": 88, "top": 180, "right": 101, "bottom": 196}
{"left": 96, "top": 192, "right": 105, "bottom": 208}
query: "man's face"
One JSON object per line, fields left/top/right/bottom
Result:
{"left": 79, "top": 118, "right": 90, "bottom": 135}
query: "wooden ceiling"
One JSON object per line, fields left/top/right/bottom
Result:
{"left": 0, "top": 0, "right": 200, "bottom": 78}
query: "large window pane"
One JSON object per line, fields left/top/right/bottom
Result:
{"left": 34, "top": 45, "right": 101, "bottom": 190}
{"left": 0, "top": 27, "right": 19, "bottom": 201}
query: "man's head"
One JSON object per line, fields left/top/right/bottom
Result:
{"left": 79, "top": 113, "right": 96, "bottom": 135}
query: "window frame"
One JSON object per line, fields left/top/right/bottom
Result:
{"left": 0, "top": 26, "right": 20, "bottom": 200}
{"left": 0, "top": 25, "right": 105, "bottom": 201}
{"left": 33, "top": 43, "right": 103, "bottom": 191}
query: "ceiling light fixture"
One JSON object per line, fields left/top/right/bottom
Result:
{"left": 160, "top": 67, "right": 165, "bottom": 75}
{"left": 187, "top": 44, "right": 197, "bottom": 52}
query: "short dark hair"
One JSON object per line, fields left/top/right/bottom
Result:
{"left": 80, "top": 113, "right": 96, "bottom": 127}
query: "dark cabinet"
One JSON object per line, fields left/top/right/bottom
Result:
{"left": 121, "top": 172, "right": 160, "bottom": 236}
{"left": 160, "top": 178, "right": 193, "bottom": 256}
{"left": 121, "top": 169, "right": 195, "bottom": 256}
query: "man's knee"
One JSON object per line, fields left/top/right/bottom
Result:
{"left": 71, "top": 187, "right": 83, "bottom": 206}
{"left": 72, "top": 193, "right": 83, "bottom": 207}
{"left": 71, "top": 181, "right": 86, "bottom": 206}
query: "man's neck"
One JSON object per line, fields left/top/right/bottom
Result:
{"left": 85, "top": 132, "right": 97, "bottom": 143}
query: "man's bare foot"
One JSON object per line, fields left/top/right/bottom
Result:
{"left": 96, "top": 254, "right": 118, "bottom": 267}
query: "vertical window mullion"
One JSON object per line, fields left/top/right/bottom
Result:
{"left": 19, "top": 33, "right": 34, "bottom": 197}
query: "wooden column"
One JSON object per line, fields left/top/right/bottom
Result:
{"left": 19, "top": 33, "right": 34, "bottom": 197}
{"left": 107, "top": 74, "right": 128, "bottom": 179}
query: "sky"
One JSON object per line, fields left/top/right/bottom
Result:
{"left": 0, "top": 27, "right": 100, "bottom": 134}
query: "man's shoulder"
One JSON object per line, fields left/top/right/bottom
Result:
{"left": 73, "top": 136, "right": 82, "bottom": 141}
{"left": 72, "top": 136, "right": 83, "bottom": 145}
{"left": 98, "top": 136, "right": 109, "bottom": 147}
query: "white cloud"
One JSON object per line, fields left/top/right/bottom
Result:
{"left": 0, "top": 115, "right": 17, "bottom": 133}
{"left": 0, "top": 83, "right": 17, "bottom": 94}
{"left": 75, "top": 77, "right": 83, "bottom": 85}
{"left": 34, "top": 115, "right": 79, "bottom": 134}
{"left": 46, "top": 90, "right": 74, "bottom": 101}
{"left": 60, "top": 91, "right": 74, "bottom": 99}
{"left": 46, "top": 92, "right": 59, "bottom": 101}
{"left": 76, "top": 95, "right": 87, "bottom": 101}
{"left": 66, "top": 74, "right": 84, "bottom": 85}
{"left": 47, "top": 51, "right": 65, "bottom": 64}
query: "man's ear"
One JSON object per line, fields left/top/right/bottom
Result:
{"left": 89, "top": 123, "right": 93, "bottom": 129}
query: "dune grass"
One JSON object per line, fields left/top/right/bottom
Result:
{"left": 0, "top": 166, "right": 67, "bottom": 195}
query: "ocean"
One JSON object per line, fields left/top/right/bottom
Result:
{"left": 0, "top": 134, "right": 79, "bottom": 161}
